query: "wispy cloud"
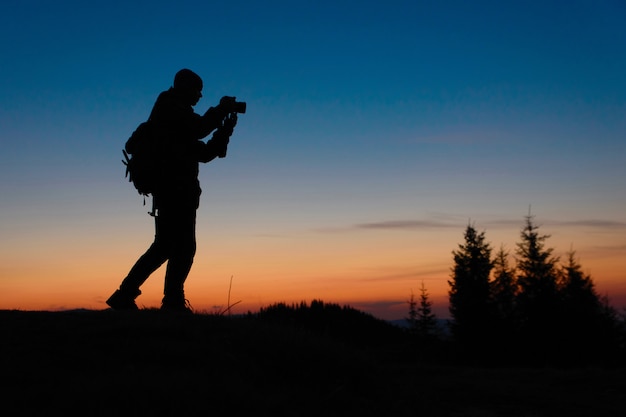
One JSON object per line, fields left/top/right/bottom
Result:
{"left": 357, "top": 217, "right": 626, "bottom": 231}
{"left": 580, "top": 244, "right": 626, "bottom": 258}
{"left": 310, "top": 263, "right": 450, "bottom": 286}
{"left": 351, "top": 266, "right": 450, "bottom": 283}
{"left": 351, "top": 212, "right": 466, "bottom": 231}
{"left": 313, "top": 216, "right": 463, "bottom": 234}
{"left": 355, "top": 219, "right": 460, "bottom": 230}
{"left": 547, "top": 220, "right": 626, "bottom": 229}
{"left": 485, "top": 218, "right": 626, "bottom": 230}
{"left": 316, "top": 213, "right": 626, "bottom": 235}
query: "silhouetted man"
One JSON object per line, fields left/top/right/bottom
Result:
{"left": 106, "top": 69, "right": 241, "bottom": 312}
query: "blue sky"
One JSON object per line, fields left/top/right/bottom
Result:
{"left": 1, "top": 0, "right": 625, "bottom": 317}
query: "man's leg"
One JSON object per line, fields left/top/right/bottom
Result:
{"left": 107, "top": 217, "right": 169, "bottom": 310}
{"left": 161, "top": 206, "right": 197, "bottom": 311}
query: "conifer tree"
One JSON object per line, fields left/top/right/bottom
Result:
{"left": 560, "top": 249, "right": 600, "bottom": 319}
{"left": 514, "top": 213, "right": 561, "bottom": 362}
{"left": 557, "top": 249, "right": 619, "bottom": 362}
{"left": 448, "top": 223, "right": 494, "bottom": 351}
{"left": 416, "top": 281, "right": 438, "bottom": 339}
{"left": 515, "top": 214, "right": 560, "bottom": 313}
{"left": 491, "top": 245, "right": 518, "bottom": 327}
{"left": 406, "top": 290, "right": 418, "bottom": 332}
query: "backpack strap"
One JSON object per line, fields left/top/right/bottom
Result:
{"left": 149, "top": 196, "right": 156, "bottom": 217}
{"left": 122, "top": 150, "right": 131, "bottom": 180}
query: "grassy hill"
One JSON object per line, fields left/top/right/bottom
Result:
{"left": 1, "top": 308, "right": 625, "bottom": 417}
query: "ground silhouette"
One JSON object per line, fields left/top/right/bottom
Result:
{"left": 2, "top": 308, "right": 625, "bottom": 416}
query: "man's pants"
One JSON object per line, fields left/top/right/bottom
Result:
{"left": 120, "top": 201, "right": 197, "bottom": 298}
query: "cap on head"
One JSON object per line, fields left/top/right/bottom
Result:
{"left": 173, "top": 69, "right": 203, "bottom": 92}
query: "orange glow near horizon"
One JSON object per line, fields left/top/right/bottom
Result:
{"left": 2, "top": 223, "right": 625, "bottom": 321}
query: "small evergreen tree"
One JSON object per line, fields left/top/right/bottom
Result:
{"left": 416, "top": 281, "right": 438, "bottom": 339}
{"left": 448, "top": 223, "right": 494, "bottom": 355}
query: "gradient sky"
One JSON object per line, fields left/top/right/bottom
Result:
{"left": 1, "top": 0, "right": 625, "bottom": 319}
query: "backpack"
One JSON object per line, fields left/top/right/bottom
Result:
{"left": 122, "top": 121, "right": 163, "bottom": 212}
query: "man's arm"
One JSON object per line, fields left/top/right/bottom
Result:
{"left": 196, "top": 114, "right": 236, "bottom": 163}
{"left": 191, "top": 95, "right": 244, "bottom": 139}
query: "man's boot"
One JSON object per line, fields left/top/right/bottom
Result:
{"left": 106, "top": 288, "right": 141, "bottom": 310}
{"left": 161, "top": 292, "right": 193, "bottom": 313}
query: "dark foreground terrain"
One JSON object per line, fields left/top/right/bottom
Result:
{"left": 1, "top": 309, "right": 624, "bottom": 417}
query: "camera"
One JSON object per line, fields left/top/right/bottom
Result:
{"left": 221, "top": 96, "right": 247, "bottom": 114}
{"left": 233, "top": 101, "right": 246, "bottom": 114}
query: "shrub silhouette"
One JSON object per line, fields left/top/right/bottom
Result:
{"left": 254, "top": 299, "right": 405, "bottom": 347}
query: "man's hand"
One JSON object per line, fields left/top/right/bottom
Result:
{"left": 213, "top": 113, "right": 237, "bottom": 158}
{"left": 223, "top": 112, "right": 238, "bottom": 129}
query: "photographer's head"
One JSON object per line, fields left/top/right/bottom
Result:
{"left": 173, "top": 69, "right": 203, "bottom": 106}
